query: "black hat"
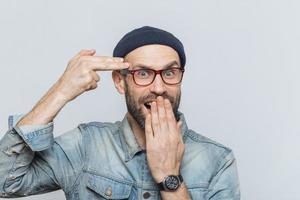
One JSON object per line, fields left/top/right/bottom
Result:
{"left": 113, "top": 26, "right": 186, "bottom": 68}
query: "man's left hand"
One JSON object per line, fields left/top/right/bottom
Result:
{"left": 144, "top": 96, "right": 184, "bottom": 183}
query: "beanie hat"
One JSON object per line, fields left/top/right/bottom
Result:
{"left": 113, "top": 26, "right": 186, "bottom": 68}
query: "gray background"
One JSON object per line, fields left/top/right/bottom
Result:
{"left": 0, "top": 0, "right": 299, "bottom": 199}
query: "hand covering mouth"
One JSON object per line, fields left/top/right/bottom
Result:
{"left": 142, "top": 96, "right": 173, "bottom": 110}
{"left": 144, "top": 101, "right": 153, "bottom": 109}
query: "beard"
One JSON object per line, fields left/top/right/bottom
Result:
{"left": 124, "top": 81, "right": 181, "bottom": 130}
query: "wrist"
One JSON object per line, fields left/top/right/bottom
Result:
{"left": 52, "top": 81, "right": 71, "bottom": 103}
{"left": 22, "top": 90, "right": 67, "bottom": 126}
{"left": 51, "top": 88, "right": 70, "bottom": 105}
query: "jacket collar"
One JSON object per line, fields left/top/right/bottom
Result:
{"left": 119, "top": 111, "right": 189, "bottom": 162}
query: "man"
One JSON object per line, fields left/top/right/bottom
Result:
{"left": 0, "top": 26, "right": 240, "bottom": 199}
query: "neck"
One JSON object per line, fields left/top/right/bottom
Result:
{"left": 126, "top": 112, "right": 146, "bottom": 150}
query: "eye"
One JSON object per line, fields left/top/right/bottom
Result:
{"left": 135, "top": 69, "right": 152, "bottom": 79}
{"left": 163, "top": 68, "right": 177, "bottom": 78}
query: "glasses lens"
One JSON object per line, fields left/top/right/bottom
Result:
{"left": 162, "top": 68, "right": 183, "bottom": 84}
{"left": 134, "top": 69, "right": 155, "bottom": 85}
{"left": 132, "top": 68, "right": 183, "bottom": 86}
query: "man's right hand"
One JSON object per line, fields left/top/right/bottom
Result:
{"left": 56, "top": 49, "right": 129, "bottom": 102}
{"left": 16, "top": 49, "right": 129, "bottom": 126}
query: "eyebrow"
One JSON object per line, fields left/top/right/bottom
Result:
{"left": 131, "top": 60, "right": 180, "bottom": 70}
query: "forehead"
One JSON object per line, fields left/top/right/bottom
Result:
{"left": 124, "top": 44, "right": 180, "bottom": 69}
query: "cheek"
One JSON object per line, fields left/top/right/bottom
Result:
{"left": 166, "top": 86, "right": 181, "bottom": 96}
{"left": 126, "top": 85, "right": 145, "bottom": 105}
{"left": 126, "top": 79, "right": 150, "bottom": 101}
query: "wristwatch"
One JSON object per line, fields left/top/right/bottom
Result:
{"left": 157, "top": 174, "right": 184, "bottom": 191}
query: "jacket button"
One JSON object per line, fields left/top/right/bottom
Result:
{"left": 143, "top": 192, "right": 151, "bottom": 199}
{"left": 8, "top": 174, "right": 16, "bottom": 180}
{"left": 0, "top": 192, "right": 7, "bottom": 197}
{"left": 105, "top": 186, "right": 112, "bottom": 197}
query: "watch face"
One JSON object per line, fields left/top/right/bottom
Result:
{"left": 165, "top": 175, "right": 179, "bottom": 190}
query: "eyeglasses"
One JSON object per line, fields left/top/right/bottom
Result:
{"left": 119, "top": 67, "right": 185, "bottom": 86}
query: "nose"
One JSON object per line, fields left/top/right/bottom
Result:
{"left": 149, "top": 74, "right": 167, "bottom": 95}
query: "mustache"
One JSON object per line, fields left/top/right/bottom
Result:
{"left": 139, "top": 94, "right": 175, "bottom": 104}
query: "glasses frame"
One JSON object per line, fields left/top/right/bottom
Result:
{"left": 119, "top": 67, "right": 185, "bottom": 86}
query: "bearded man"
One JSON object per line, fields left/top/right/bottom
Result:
{"left": 0, "top": 26, "right": 240, "bottom": 200}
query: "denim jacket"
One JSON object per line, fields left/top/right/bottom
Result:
{"left": 0, "top": 112, "right": 240, "bottom": 200}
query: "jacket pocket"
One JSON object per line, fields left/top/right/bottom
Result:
{"left": 86, "top": 174, "right": 133, "bottom": 199}
{"left": 186, "top": 182, "right": 209, "bottom": 199}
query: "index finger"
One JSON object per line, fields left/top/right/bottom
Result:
{"left": 80, "top": 58, "right": 130, "bottom": 71}
{"left": 164, "top": 98, "right": 177, "bottom": 134}
{"left": 87, "top": 56, "right": 130, "bottom": 71}
{"left": 92, "top": 61, "right": 130, "bottom": 71}
{"left": 81, "top": 56, "right": 125, "bottom": 63}
{"left": 143, "top": 106, "right": 154, "bottom": 141}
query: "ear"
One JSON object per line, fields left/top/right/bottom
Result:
{"left": 112, "top": 70, "right": 126, "bottom": 94}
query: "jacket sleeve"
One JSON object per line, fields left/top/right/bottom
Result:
{"left": 0, "top": 114, "right": 85, "bottom": 198}
{"left": 206, "top": 150, "right": 241, "bottom": 200}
